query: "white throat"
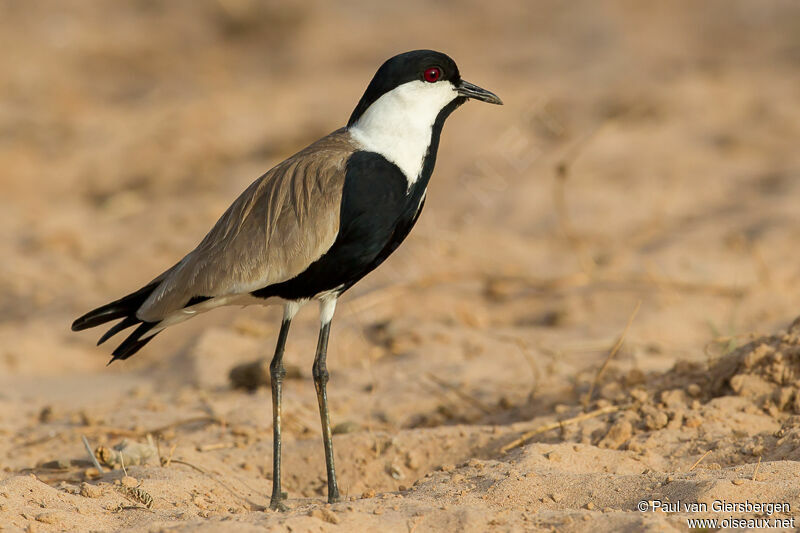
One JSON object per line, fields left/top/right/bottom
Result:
{"left": 348, "top": 80, "right": 458, "bottom": 187}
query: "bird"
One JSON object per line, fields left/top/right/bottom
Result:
{"left": 72, "top": 49, "right": 502, "bottom": 510}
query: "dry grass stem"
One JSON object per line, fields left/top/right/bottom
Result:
{"left": 583, "top": 300, "right": 641, "bottom": 407}
{"left": 484, "top": 331, "right": 541, "bottom": 398}
{"left": 197, "top": 442, "right": 236, "bottom": 452}
{"left": 162, "top": 443, "right": 177, "bottom": 468}
{"left": 425, "top": 372, "right": 493, "bottom": 415}
{"left": 81, "top": 435, "right": 105, "bottom": 474}
{"left": 752, "top": 455, "right": 762, "bottom": 481}
{"left": 688, "top": 450, "right": 711, "bottom": 472}
{"left": 169, "top": 458, "right": 263, "bottom": 510}
{"left": 82, "top": 416, "right": 224, "bottom": 439}
{"left": 500, "top": 404, "right": 624, "bottom": 453}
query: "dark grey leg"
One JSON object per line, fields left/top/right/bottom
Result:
{"left": 312, "top": 317, "right": 340, "bottom": 503}
{"left": 269, "top": 317, "right": 292, "bottom": 511}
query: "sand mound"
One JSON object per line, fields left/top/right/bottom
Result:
{"left": 710, "top": 318, "right": 800, "bottom": 414}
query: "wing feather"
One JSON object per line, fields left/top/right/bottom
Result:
{"left": 137, "top": 128, "right": 355, "bottom": 322}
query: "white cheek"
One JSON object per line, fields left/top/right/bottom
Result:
{"left": 349, "top": 80, "right": 458, "bottom": 185}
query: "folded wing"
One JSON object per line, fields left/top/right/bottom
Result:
{"left": 137, "top": 128, "right": 356, "bottom": 322}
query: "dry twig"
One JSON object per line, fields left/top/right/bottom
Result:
{"left": 82, "top": 415, "right": 223, "bottom": 439}
{"left": 426, "top": 372, "right": 493, "bottom": 415}
{"left": 197, "top": 442, "right": 236, "bottom": 452}
{"left": 484, "top": 331, "right": 542, "bottom": 399}
{"left": 168, "top": 458, "right": 263, "bottom": 510}
{"left": 500, "top": 404, "right": 624, "bottom": 453}
{"left": 162, "top": 442, "right": 177, "bottom": 468}
{"left": 752, "top": 455, "right": 762, "bottom": 481}
{"left": 81, "top": 435, "right": 105, "bottom": 474}
{"left": 583, "top": 300, "right": 641, "bottom": 407}
{"left": 688, "top": 450, "right": 711, "bottom": 472}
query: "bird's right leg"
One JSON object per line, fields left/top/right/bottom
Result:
{"left": 269, "top": 305, "right": 297, "bottom": 511}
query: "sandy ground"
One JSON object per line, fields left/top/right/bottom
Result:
{"left": 2, "top": 1, "right": 800, "bottom": 531}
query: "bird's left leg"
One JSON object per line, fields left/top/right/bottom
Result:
{"left": 312, "top": 296, "right": 340, "bottom": 504}
{"left": 269, "top": 302, "right": 300, "bottom": 511}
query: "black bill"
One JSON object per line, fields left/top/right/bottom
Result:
{"left": 457, "top": 79, "right": 503, "bottom": 105}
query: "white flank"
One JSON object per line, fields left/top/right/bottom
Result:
{"left": 349, "top": 80, "right": 458, "bottom": 186}
{"left": 319, "top": 294, "right": 338, "bottom": 325}
{"left": 140, "top": 293, "right": 292, "bottom": 339}
{"left": 284, "top": 300, "right": 304, "bottom": 321}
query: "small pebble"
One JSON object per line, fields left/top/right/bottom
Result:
{"left": 332, "top": 421, "right": 360, "bottom": 435}
{"left": 389, "top": 464, "right": 405, "bottom": 480}
{"left": 80, "top": 482, "right": 102, "bottom": 498}
{"left": 35, "top": 512, "right": 62, "bottom": 525}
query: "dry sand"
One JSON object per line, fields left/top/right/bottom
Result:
{"left": 2, "top": 1, "right": 800, "bottom": 531}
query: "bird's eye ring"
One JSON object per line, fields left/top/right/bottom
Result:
{"left": 423, "top": 67, "right": 441, "bottom": 83}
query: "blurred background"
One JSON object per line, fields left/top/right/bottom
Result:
{"left": 1, "top": 0, "right": 800, "bottom": 527}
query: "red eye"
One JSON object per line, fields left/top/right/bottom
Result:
{"left": 423, "top": 67, "right": 441, "bottom": 83}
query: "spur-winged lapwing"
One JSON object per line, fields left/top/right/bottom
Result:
{"left": 72, "top": 49, "right": 502, "bottom": 509}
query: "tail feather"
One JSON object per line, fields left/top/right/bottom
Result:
{"left": 72, "top": 282, "right": 159, "bottom": 331}
{"left": 97, "top": 316, "right": 139, "bottom": 346}
{"left": 109, "top": 322, "right": 160, "bottom": 363}
{"left": 73, "top": 282, "right": 162, "bottom": 362}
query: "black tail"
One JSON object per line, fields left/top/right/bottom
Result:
{"left": 72, "top": 282, "right": 162, "bottom": 363}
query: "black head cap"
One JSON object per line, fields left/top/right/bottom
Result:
{"left": 347, "top": 50, "right": 461, "bottom": 127}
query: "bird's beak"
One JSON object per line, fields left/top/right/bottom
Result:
{"left": 457, "top": 79, "right": 503, "bottom": 105}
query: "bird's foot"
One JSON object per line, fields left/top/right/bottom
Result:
{"left": 269, "top": 499, "right": 289, "bottom": 512}
{"left": 269, "top": 491, "right": 289, "bottom": 512}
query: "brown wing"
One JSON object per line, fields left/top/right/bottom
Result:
{"left": 137, "top": 128, "right": 356, "bottom": 322}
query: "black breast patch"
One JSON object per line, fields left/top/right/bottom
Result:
{"left": 252, "top": 151, "right": 425, "bottom": 301}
